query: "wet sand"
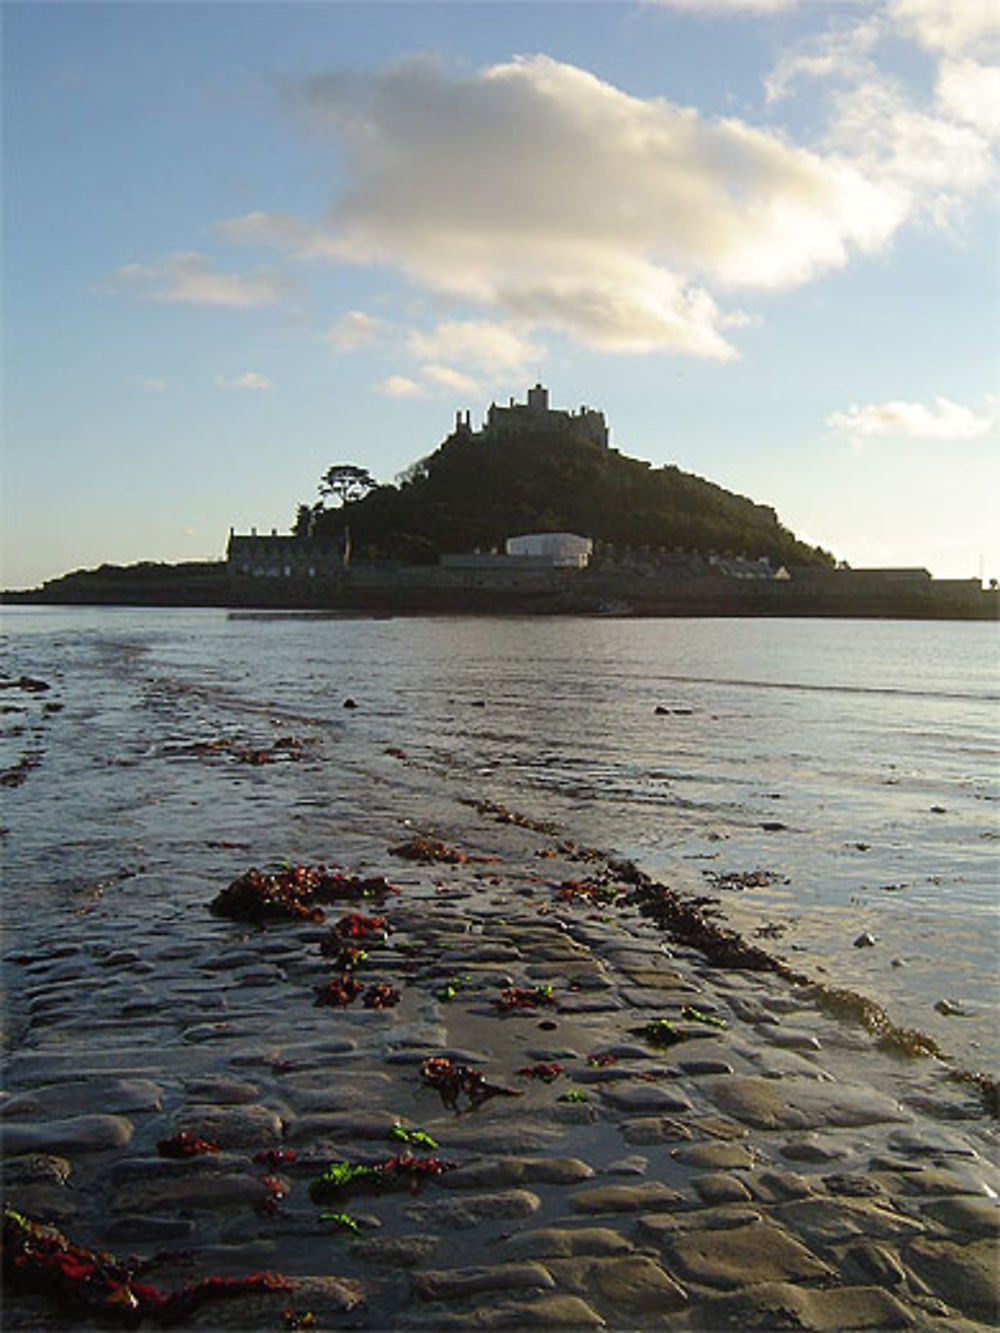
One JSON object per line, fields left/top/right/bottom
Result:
{"left": 2, "top": 784, "right": 998, "bottom": 1331}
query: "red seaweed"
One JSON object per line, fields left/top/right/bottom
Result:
{"left": 420, "top": 1056, "right": 522, "bottom": 1112}
{"left": 496, "top": 984, "right": 556, "bottom": 1013}
{"left": 314, "top": 974, "right": 363, "bottom": 1007}
{"left": 516, "top": 1061, "right": 563, "bottom": 1082}
{"left": 2, "top": 1207, "right": 291, "bottom": 1327}
{"left": 156, "top": 1130, "right": 219, "bottom": 1159}
{"left": 210, "top": 864, "right": 398, "bottom": 925}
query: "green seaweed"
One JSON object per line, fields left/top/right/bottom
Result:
{"left": 390, "top": 1122, "right": 438, "bottom": 1150}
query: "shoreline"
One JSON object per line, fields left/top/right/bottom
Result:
{"left": 3, "top": 793, "right": 998, "bottom": 1330}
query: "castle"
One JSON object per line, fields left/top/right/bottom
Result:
{"left": 451, "top": 383, "right": 609, "bottom": 450}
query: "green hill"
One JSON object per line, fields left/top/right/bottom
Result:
{"left": 306, "top": 405, "right": 833, "bottom": 569}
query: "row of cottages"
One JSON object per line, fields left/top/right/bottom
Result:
{"left": 226, "top": 529, "right": 349, "bottom": 579}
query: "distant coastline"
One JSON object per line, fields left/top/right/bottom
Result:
{"left": 3, "top": 555, "right": 997, "bottom": 620}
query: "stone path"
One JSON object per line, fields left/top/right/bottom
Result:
{"left": 2, "top": 810, "right": 999, "bottom": 1330}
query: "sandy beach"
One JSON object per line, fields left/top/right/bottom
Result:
{"left": 3, "top": 772, "right": 998, "bottom": 1330}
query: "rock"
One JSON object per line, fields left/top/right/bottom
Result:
{"left": 182, "top": 1076, "right": 261, "bottom": 1105}
{"left": 745, "top": 1169, "right": 816, "bottom": 1203}
{"left": 888, "top": 1127, "right": 979, "bottom": 1158}
{"left": 775, "top": 1197, "right": 924, "bottom": 1248}
{"left": 620, "top": 1116, "right": 692, "bottom": 1145}
{"left": 922, "top": 1195, "right": 1000, "bottom": 1236}
{"left": 408, "top": 1189, "right": 542, "bottom": 1229}
{"left": 570, "top": 1181, "right": 685, "bottom": 1214}
{"left": 692, "top": 1172, "right": 753, "bottom": 1205}
{"left": 440, "top": 1157, "right": 594, "bottom": 1188}
{"left": 174, "top": 1103, "right": 283, "bottom": 1149}
{"left": 664, "top": 1220, "right": 832, "bottom": 1289}
{"left": 904, "top": 1237, "right": 1000, "bottom": 1320}
{"left": 104, "top": 1215, "right": 196, "bottom": 1244}
{"left": 674, "top": 1142, "right": 754, "bottom": 1171}
{"left": 853, "top": 932, "right": 877, "bottom": 948}
{"left": 579, "top": 1255, "right": 688, "bottom": 1313}
{"left": 704, "top": 1076, "right": 910, "bottom": 1130}
{"left": 934, "top": 998, "right": 968, "bottom": 1017}
{"left": 1, "top": 1153, "right": 71, "bottom": 1185}
{"left": 351, "top": 1234, "right": 442, "bottom": 1267}
{"left": 412, "top": 1262, "right": 555, "bottom": 1301}
{"left": 841, "top": 1241, "right": 910, "bottom": 1288}
{"left": 0, "top": 1078, "right": 161, "bottom": 1119}
{"left": 780, "top": 1134, "right": 851, "bottom": 1163}
{"left": 467, "top": 1295, "right": 606, "bottom": 1327}
{"left": 0, "top": 1114, "right": 133, "bottom": 1155}
{"left": 286, "top": 1110, "right": 402, "bottom": 1144}
{"left": 678, "top": 1059, "right": 734, "bottom": 1076}
{"left": 502, "top": 1228, "right": 633, "bottom": 1259}
{"left": 690, "top": 1281, "right": 915, "bottom": 1330}
{"left": 607, "top": 1155, "right": 647, "bottom": 1176}
{"left": 113, "top": 1171, "right": 281, "bottom": 1213}
{"left": 763, "top": 1027, "right": 822, "bottom": 1052}
{"left": 599, "top": 1083, "right": 692, "bottom": 1113}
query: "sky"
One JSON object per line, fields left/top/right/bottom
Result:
{"left": 3, "top": 0, "right": 998, "bottom": 588}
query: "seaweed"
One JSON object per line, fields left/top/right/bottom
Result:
{"left": 253, "top": 1148, "right": 297, "bottom": 1168}
{"left": 2, "top": 1207, "right": 291, "bottom": 1328}
{"left": 390, "top": 1122, "right": 438, "bottom": 1150}
{"left": 156, "top": 1131, "right": 219, "bottom": 1159}
{"left": 680, "top": 1005, "right": 727, "bottom": 1029}
{"left": 420, "top": 1056, "right": 523, "bottom": 1112}
{"left": 557, "top": 1088, "right": 588, "bottom": 1104}
{"left": 516, "top": 1062, "right": 563, "bottom": 1083}
{"left": 496, "top": 984, "right": 556, "bottom": 1014}
{"left": 435, "top": 974, "right": 473, "bottom": 1003}
{"left": 325, "top": 912, "right": 389, "bottom": 944}
{"left": 556, "top": 878, "right": 627, "bottom": 906}
{"left": 637, "top": 1018, "right": 687, "bottom": 1048}
{"left": 389, "top": 835, "right": 467, "bottom": 864}
{"left": 314, "top": 974, "right": 363, "bottom": 1008}
{"left": 210, "top": 864, "right": 398, "bottom": 925}
{"left": 308, "top": 1153, "right": 455, "bottom": 1204}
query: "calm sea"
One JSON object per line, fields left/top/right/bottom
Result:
{"left": 2, "top": 607, "right": 997, "bottom": 1070}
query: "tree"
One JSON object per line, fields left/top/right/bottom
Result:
{"left": 292, "top": 502, "right": 323, "bottom": 537}
{"left": 319, "top": 464, "right": 376, "bottom": 508}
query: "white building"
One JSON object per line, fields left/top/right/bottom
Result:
{"left": 505, "top": 533, "right": 593, "bottom": 568}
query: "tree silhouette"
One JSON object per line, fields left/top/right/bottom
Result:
{"left": 319, "top": 464, "right": 376, "bottom": 507}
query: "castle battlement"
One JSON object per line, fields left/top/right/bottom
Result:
{"left": 453, "top": 383, "right": 608, "bottom": 449}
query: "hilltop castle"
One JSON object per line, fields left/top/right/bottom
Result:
{"left": 451, "top": 383, "right": 609, "bottom": 449}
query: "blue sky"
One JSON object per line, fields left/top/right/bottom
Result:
{"left": 3, "top": 0, "right": 998, "bottom": 588}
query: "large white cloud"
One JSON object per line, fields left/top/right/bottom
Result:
{"left": 827, "top": 395, "right": 998, "bottom": 441}
{"left": 222, "top": 54, "right": 908, "bottom": 360}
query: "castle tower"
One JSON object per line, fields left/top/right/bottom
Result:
{"left": 527, "top": 383, "right": 549, "bottom": 413}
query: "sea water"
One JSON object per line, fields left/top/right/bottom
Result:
{"left": 2, "top": 607, "right": 997, "bottom": 1071}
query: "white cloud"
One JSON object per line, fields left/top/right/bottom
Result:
{"left": 111, "top": 252, "right": 294, "bottom": 308}
{"left": 127, "top": 375, "right": 167, "bottom": 393}
{"left": 829, "top": 79, "right": 993, "bottom": 224}
{"left": 420, "top": 364, "right": 481, "bottom": 394}
{"left": 215, "top": 371, "right": 274, "bottom": 390}
{"left": 255, "top": 54, "right": 911, "bottom": 360}
{"left": 887, "top": 0, "right": 1000, "bottom": 59}
{"left": 827, "top": 395, "right": 998, "bottom": 440}
{"left": 936, "top": 58, "right": 1000, "bottom": 138}
{"left": 376, "top": 374, "right": 424, "bottom": 398}
{"left": 407, "top": 319, "right": 543, "bottom": 373}
{"left": 327, "top": 309, "right": 386, "bottom": 350}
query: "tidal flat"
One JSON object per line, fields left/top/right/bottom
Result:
{"left": 1, "top": 610, "right": 998, "bottom": 1328}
